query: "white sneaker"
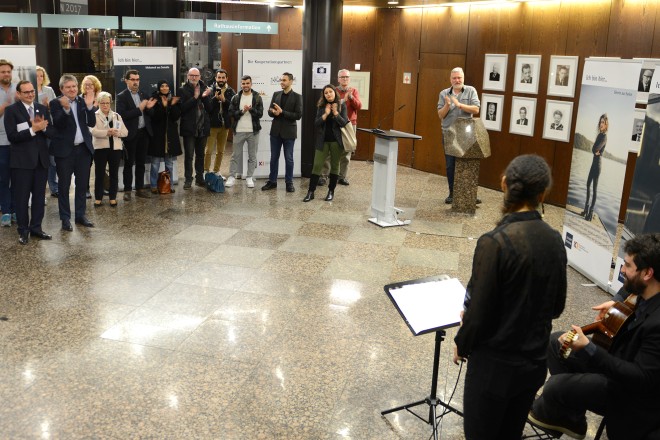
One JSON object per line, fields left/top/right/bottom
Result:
{"left": 218, "top": 173, "right": 226, "bottom": 181}
{"left": 246, "top": 177, "right": 255, "bottom": 188}
{"left": 225, "top": 176, "right": 235, "bottom": 187}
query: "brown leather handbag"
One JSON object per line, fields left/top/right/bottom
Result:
{"left": 157, "top": 170, "right": 171, "bottom": 194}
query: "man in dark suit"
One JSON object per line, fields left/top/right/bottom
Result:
{"left": 528, "top": 233, "right": 660, "bottom": 439}
{"left": 489, "top": 65, "right": 500, "bottom": 81}
{"left": 262, "top": 72, "right": 302, "bottom": 193}
{"left": 639, "top": 69, "right": 653, "bottom": 93}
{"left": 116, "top": 69, "right": 151, "bottom": 200}
{"left": 555, "top": 65, "right": 569, "bottom": 86}
{"left": 516, "top": 106, "right": 528, "bottom": 125}
{"left": 632, "top": 119, "right": 644, "bottom": 142}
{"left": 49, "top": 74, "right": 96, "bottom": 231}
{"left": 3, "top": 80, "right": 51, "bottom": 244}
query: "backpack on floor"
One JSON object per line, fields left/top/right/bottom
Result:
{"left": 205, "top": 172, "right": 225, "bottom": 193}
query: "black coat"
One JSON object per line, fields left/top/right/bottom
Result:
{"left": 177, "top": 80, "right": 213, "bottom": 137}
{"left": 4, "top": 101, "right": 51, "bottom": 169}
{"left": 147, "top": 98, "right": 182, "bottom": 158}
{"left": 49, "top": 95, "right": 96, "bottom": 157}
{"left": 116, "top": 88, "right": 152, "bottom": 140}
{"left": 268, "top": 90, "right": 302, "bottom": 139}
{"left": 207, "top": 83, "right": 236, "bottom": 129}
{"left": 314, "top": 103, "right": 349, "bottom": 150}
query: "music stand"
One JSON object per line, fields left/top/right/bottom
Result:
{"left": 382, "top": 275, "right": 466, "bottom": 440}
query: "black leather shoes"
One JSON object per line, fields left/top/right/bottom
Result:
{"left": 286, "top": 183, "right": 295, "bottom": 193}
{"left": 476, "top": 198, "right": 482, "bottom": 205}
{"left": 51, "top": 192, "right": 59, "bottom": 198}
{"left": 62, "top": 220, "right": 73, "bottom": 231}
{"left": 18, "top": 231, "right": 29, "bottom": 245}
{"left": 75, "top": 217, "right": 95, "bottom": 228}
{"left": 338, "top": 178, "right": 349, "bottom": 186}
{"left": 444, "top": 194, "right": 453, "bottom": 204}
{"left": 31, "top": 231, "right": 52, "bottom": 240}
{"left": 325, "top": 190, "right": 334, "bottom": 201}
{"left": 303, "top": 190, "right": 314, "bottom": 202}
{"left": 261, "top": 181, "right": 277, "bottom": 191}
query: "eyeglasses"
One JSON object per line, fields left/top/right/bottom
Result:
{"left": 188, "top": 74, "right": 200, "bottom": 78}
{"left": 99, "top": 101, "right": 111, "bottom": 105}
{"left": 20, "top": 90, "right": 36, "bottom": 94}
{"left": 338, "top": 76, "right": 350, "bottom": 79}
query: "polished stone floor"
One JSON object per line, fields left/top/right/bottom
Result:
{"left": 0, "top": 153, "right": 612, "bottom": 439}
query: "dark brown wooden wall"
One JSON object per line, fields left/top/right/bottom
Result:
{"left": 215, "top": 1, "right": 650, "bottom": 208}
{"left": 340, "top": 0, "right": 656, "bottom": 207}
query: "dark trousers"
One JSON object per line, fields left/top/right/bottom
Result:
{"left": 532, "top": 332, "right": 606, "bottom": 425}
{"left": 463, "top": 349, "right": 546, "bottom": 440}
{"left": 94, "top": 148, "right": 122, "bottom": 201}
{"left": 441, "top": 133, "right": 456, "bottom": 193}
{"left": 123, "top": 128, "right": 148, "bottom": 191}
{"left": 11, "top": 165, "right": 47, "bottom": 235}
{"left": 55, "top": 145, "right": 92, "bottom": 222}
{"left": 269, "top": 135, "right": 295, "bottom": 183}
{"left": 183, "top": 135, "right": 207, "bottom": 184}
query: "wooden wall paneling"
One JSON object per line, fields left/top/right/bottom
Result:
{"left": 394, "top": 9, "right": 423, "bottom": 167}
{"left": 361, "top": 9, "right": 401, "bottom": 162}
{"left": 340, "top": 8, "right": 377, "bottom": 161}
{"left": 608, "top": 0, "right": 657, "bottom": 58}
{"left": 271, "top": 8, "right": 303, "bottom": 50}
{"left": 420, "top": 6, "right": 470, "bottom": 55}
{"left": 413, "top": 53, "right": 466, "bottom": 174}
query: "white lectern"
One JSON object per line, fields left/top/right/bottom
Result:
{"left": 359, "top": 128, "right": 422, "bottom": 227}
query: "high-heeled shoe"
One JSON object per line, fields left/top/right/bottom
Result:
{"left": 109, "top": 200, "right": 117, "bottom": 207}
{"left": 303, "top": 190, "right": 314, "bottom": 202}
{"left": 325, "top": 190, "right": 334, "bottom": 202}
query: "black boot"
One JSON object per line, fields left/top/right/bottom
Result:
{"left": 325, "top": 190, "right": 334, "bottom": 201}
{"left": 585, "top": 206, "right": 594, "bottom": 221}
{"left": 304, "top": 174, "right": 320, "bottom": 202}
{"left": 579, "top": 202, "right": 589, "bottom": 217}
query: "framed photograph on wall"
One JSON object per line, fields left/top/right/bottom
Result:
{"left": 483, "top": 54, "right": 508, "bottom": 92}
{"left": 350, "top": 71, "right": 371, "bottom": 110}
{"left": 509, "top": 96, "right": 537, "bottom": 137}
{"left": 633, "top": 58, "right": 660, "bottom": 104}
{"left": 547, "top": 55, "right": 579, "bottom": 98}
{"left": 542, "top": 100, "right": 574, "bottom": 142}
{"left": 481, "top": 93, "right": 504, "bottom": 131}
{"left": 513, "top": 55, "right": 542, "bottom": 94}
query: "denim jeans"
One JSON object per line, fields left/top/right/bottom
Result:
{"left": 150, "top": 156, "right": 174, "bottom": 188}
{"left": 269, "top": 135, "right": 295, "bottom": 183}
{"left": 0, "top": 144, "right": 13, "bottom": 214}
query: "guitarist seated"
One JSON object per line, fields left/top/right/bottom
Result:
{"left": 528, "top": 233, "right": 660, "bottom": 440}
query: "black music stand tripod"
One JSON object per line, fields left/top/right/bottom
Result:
{"left": 381, "top": 275, "right": 465, "bottom": 440}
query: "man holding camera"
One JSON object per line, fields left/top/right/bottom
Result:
{"left": 205, "top": 69, "right": 235, "bottom": 179}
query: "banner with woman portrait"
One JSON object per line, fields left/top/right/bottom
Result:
{"left": 562, "top": 58, "right": 642, "bottom": 289}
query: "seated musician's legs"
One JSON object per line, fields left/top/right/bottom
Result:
{"left": 529, "top": 372, "right": 607, "bottom": 439}
{"left": 547, "top": 331, "right": 592, "bottom": 376}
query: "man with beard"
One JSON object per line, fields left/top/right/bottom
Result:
{"left": 0, "top": 59, "right": 18, "bottom": 227}
{"left": 528, "top": 233, "right": 660, "bottom": 440}
{"left": 204, "top": 69, "right": 235, "bottom": 179}
{"left": 178, "top": 67, "right": 213, "bottom": 189}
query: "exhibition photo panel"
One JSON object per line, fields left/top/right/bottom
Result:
{"left": 547, "top": 55, "right": 579, "bottom": 98}
{"left": 481, "top": 93, "right": 504, "bottom": 131}
{"left": 513, "top": 54, "right": 541, "bottom": 95}
{"left": 542, "top": 100, "right": 573, "bottom": 143}
{"left": 509, "top": 96, "right": 536, "bottom": 137}
{"left": 483, "top": 53, "right": 508, "bottom": 92}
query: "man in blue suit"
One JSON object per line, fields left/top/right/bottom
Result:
{"left": 3, "top": 80, "right": 52, "bottom": 244}
{"left": 49, "top": 74, "right": 96, "bottom": 231}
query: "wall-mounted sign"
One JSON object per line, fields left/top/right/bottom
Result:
{"left": 60, "top": 0, "right": 88, "bottom": 15}
{"left": 206, "top": 20, "right": 278, "bottom": 35}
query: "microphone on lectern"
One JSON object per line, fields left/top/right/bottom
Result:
{"left": 372, "top": 104, "right": 406, "bottom": 134}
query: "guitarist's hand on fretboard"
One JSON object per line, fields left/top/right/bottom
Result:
{"left": 560, "top": 325, "right": 590, "bottom": 358}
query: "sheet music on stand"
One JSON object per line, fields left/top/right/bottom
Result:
{"left": 386, "top": 276, "right": 466, "bottom": 336}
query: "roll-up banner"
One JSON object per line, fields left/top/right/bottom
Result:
{"left": 237, "top": 49, "right": 303, "bottom": 179}
{"left": 610, "top": 66, "right": 660, "bottom": 293}
{"left": 562, "top": 58, "right": 642, "bottom": 290}
{"left": 0, "top": 46, "right": 37, "bottom": 91}
{"left": 112, "top": 47, "right": 178, "bottom": 186}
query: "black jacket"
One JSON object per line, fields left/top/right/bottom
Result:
{"left": 268, "top": 90, "right": 302, "bottom": 139}
{"left": 455, "top": 211, "right": 567, "bottom": 360}
{"left": 116, "top": 88, "right": 152, "bottom": 140}
{"left": 228, "top": 89, "right": 264, "bottom": 133}
{"left": 177, "top": 80, "right": 213, "bottom": 137}
{"left": 314, "top": 103, "right": 349, "bottom": 150}
{"left": 207, "top": 83, "right": 236, "bottom": 129}
{"left": 146, "top": 96, "right": 182, "bottom": 158}
{"left": 49, "top": 95, "right": 96, "bottom": 157}
{"left": 4, "top": 101, "right": 51, "bottom": 169}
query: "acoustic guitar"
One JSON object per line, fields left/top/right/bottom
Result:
{"left": 560, "top": 295, "right": 637, "bottom": 359}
